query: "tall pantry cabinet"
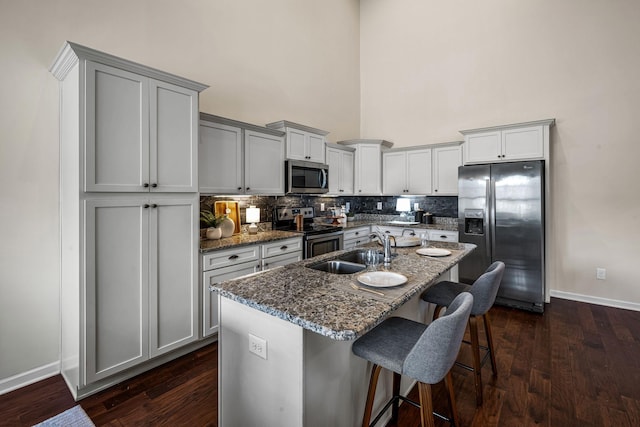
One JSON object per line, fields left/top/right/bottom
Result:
{"left": 51, "top": 42, "right": 208, "bottom": 399}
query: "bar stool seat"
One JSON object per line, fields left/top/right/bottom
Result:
{"left": 352, "top": 292, "right": 473, "bottom": 427}
{"left": 421, "top": 261, "right": 505, "bottom": 406}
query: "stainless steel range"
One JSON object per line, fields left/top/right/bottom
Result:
{"left": 273, "top": 207, "right": 343, "bottom": 259}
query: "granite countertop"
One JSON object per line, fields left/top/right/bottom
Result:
{"left": 200, "top": 230, "right": 301, "bottom": 253}
{"left": 341, "top": 220, "right": 458, "bottom": 232}
{"left": 212, "top": 241, "right": 475, "bottom": 341}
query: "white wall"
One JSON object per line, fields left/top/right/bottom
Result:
{"left": 0, "top": 0, "right": 360, "bottom": 387}
{"left": 360, "top": 0, "right": 640, "bottom": 307}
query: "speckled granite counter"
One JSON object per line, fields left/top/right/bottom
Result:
{"left": 339, "top": 219, "right": 458, "bottom": 232}
{"left": 213, "top": 241, "right": 475, "bottom": 341}
{"left": 200, "top": 230, "right": 301, "bottom": 253}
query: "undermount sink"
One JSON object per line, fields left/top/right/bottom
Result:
{"left": 336, "top": 249, "right": 384, "bottom": 265}
{"left": 307, "top": 260, "right": 366, "bottom": 274}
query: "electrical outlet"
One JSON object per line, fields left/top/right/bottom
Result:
{"left": 345, "top": 202, "right": 350, "bottom": 212}
{"left": 414, "top": 203, "right": 419, "bottom": 210}
{"left": 320, "top": 203, "right": 325, "bottom": 211}
{"left": 249, "top": 333, "right": 267, "bottom": 359}
{"left": 596, "top": 268, "right": 606, "bottom": 280}
{"left": 377, "top": 202, "right": 383, "bottom": 210}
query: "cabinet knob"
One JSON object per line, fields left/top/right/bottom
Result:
{"left": 237, "top": 187, "right": 242, "bottom": 190}
{"left": 359, "top": 189, "right": 362, "bottom": 193}
{"left": 228, "top": 254, "right": 239, "bottom": 260}
{"left": 246, "top": 187, "right": 250, "bottom": 191}
{"left": 151, "top": 204, "right": 158, "bottom": 208}
{"left": 280, "top": 245, "right": 288, "bottom": 250}
{"left": 144, "top": 204, "right": 150, "bottom": 208}
{"left": 143, "top": 183, "right": 149, "bottom": 188}
{"left": 151, "top": 183, "right": 158, "bottom": 188}
{"left": 434, "top": 189, "right": 438, "bottom": 192}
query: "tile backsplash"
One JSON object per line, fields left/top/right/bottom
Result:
{"left": 200, "top": 194, "right": 457, "bottom": 228}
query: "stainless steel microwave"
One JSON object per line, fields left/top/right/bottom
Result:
{"left": 285, "top": 160, "right": 329, "bottom": 194}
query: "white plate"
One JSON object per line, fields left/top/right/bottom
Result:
{"left": 357, "top": 271, "right": 408, "bottom": 288}
{"left": 416, "top": 248, "right": 452, "bottom": 257}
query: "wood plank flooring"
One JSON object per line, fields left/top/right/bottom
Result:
{"left": 1, "top": 298, "right": 639, "bottom": 426}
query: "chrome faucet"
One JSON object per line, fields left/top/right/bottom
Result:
{"left": 370, "top": 232, "right": 396, "bottom": 265}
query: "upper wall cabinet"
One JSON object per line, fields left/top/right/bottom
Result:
{"left": 337, "top": 139, "right": 393, "bottom": 195}
{"left": 461, "top": 119, "right": 555, "bottom": 165}
{"left": 266, "top": 121, "right": 329, "bottom": 164}
{"left": 432, "top": 142, "right": 463, "bottom": 195}
{"left": 51, "top": 43, "right": 207, "bottom": 193}
{"left": 382, "top": 147, "right": 432, "bottom": 195}
{"left": 325, "top": 143, "right": 355, "bottom": 195}
{"left": 199, "top": 114, "right": 285, "bottom": 195}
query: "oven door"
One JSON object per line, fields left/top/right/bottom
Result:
{"left": 304, "top": 232, "right": 343, "bottom": 259}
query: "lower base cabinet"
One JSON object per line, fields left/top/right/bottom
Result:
{"left": 201, "top": 237, "right": 302, "bottom": 337}
{"left": 343, "top": 226, "right": 372, "bottom": 251}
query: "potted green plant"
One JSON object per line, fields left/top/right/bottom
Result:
{"left": 346, "top": 211, "right": 356, "bottom": 222}
{"left": 200, "top": 210, "right": 226, "bottom": 240}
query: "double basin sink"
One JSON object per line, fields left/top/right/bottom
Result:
{"left": 307, "top": 249, "right": 385, "bottom": 274}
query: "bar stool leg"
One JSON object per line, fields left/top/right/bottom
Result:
{"left": 433, "top": 304, "right": 445, "bottom": 321}
{"left": 483, "top": 312, "right": 498, "bottom": 377}
{"left": 469, "top": 315, "right": 483, "bottom": 406}
{"left": 418, "top": 382, "right": 436, "bottom": 427}
{"left": 362, "top": 364, "right": 383, "bottom": 427}
{"left": 391, "top": 372, "right": 401, "bottom": 422}
{"left": 444, "top": 371, "right": 460, "bottom": 427}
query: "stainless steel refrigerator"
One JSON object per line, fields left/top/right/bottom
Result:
{"left": 458, "top": 161, "right": 545, "bottom": 312}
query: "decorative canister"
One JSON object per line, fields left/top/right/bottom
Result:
{"left": 206, "top": 227, "right": 222, "bottom": 240}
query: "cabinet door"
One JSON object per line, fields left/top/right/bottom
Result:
{"left": 406, "top": 149, "right": 432, "bottom": 194}
{"left": 307, "top": 134, "right": 326, "bottom": 163}
{"left": 85, "top": 62, "right": 149, "bottom": 192}
{"left": 245, "top": 130, "right": 285, "bottom": 195}
{"left": 203, "top": 263, "right": 261, "bottom": 337}
{"left": 502, "top": 126, "right": 544, "bottom": 160}
{"left": 340, "top": 150, "right": 354, "bottom": 194}
{"left": 150, "top": 80, "right": 198, "bottom": 192}
{"left": 326, "top": 147, "right": 341, "bottom": 194}
{"left": 433, "top": 145, "right": 462, "bottom": 195}
{"left": 286, "top": 129, "right": 307, "bottom": 161}
{"left": 199, "top": 121, "right": 243, "bottom": 194}
{"left": 382, "top": 151, "right": 406, "bottom": 195}
{"left": 149, "top": 197, "right": 198, "bottom": 357}
{"left": 464, "top": 131, "right": 501, "bottom": 164}
{"left": 85, "top": 199, "right": 149, "bottom": 383}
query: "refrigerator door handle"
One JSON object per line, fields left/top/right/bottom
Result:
{"left": 487, "top": 176, "right": 494, "bottom": 259}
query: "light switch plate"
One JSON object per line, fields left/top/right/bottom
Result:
{"left": 377, "top": 202, "right": 383, "bottom": 210}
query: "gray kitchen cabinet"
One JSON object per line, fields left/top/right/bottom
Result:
{"left": 325, "top": 143, "right": 355, "bottom": 195}
{"left": 85, "top": 61, "right": 199, "bottom": 193}
{"left": 343, "top": 226, "right": 372, "bottom": 251}
{"left": 201, "top": 237, "right": 302, "bottom": 338}
{"left": 382, "top": 147, "right": 432, "bottom": 195}
{"left": 432, "top": 142, "right": 463, "bottom": 195}
{"left": 51, "top": 41, "right": 207, "bottom": 399}
{"left": 461, "top": 119, "right": 554, "bottom": 164}
{"left": 266, "top": 120, "right": 329, "bottom": 163}
{"left": 199, "top": 114, "right": 285, "bottom": 195}
{"left": 338, "top": 139, "right": 393, "bottom": 195}
{"left": 85, "top": 196, "right": 199, "bottom": 383}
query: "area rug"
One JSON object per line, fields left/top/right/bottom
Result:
{"left": 32, "top": 405, "right": 95, "bottom": 427}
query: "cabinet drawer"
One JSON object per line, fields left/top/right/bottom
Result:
{"left": 262, "top": 252, "right": 302, "bottom": 270}
{"left": 428, "top": 230, "right": 458, "bottom": 242}
{"left": 202, "top": 245, "right": 260, "bottom": 271}
{"left": 262, "top": 237, "right": 302, "bottom": 258}
{"left": 343, "top": 226, "right": 370, "bottom": 241}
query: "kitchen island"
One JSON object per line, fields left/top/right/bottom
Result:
{"left": 213, "top": 241, "right": 475, "bottom": 426}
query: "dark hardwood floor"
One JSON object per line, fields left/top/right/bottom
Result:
{"left": 1, "top": 298, "right": 639, "bottom": 426}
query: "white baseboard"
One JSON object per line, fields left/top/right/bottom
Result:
{"left": 550, "top": 290, "right": 640, "bottom": 312}
{"left": 0, "top": 361, "right": 60, "bottom": 396}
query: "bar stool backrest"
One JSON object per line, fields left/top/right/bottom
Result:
{"left": 403, "top": 292, "right": 473, "bottom": 384}
{"left": 469, "top": 261, "right": 505, "bottom": 315}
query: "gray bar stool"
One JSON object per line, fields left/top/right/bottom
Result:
{"left": 352, "top": 292, "right": 473, "bottom": 427}
{"left": 420, "top": 261, "right": 505, "bottom": 406}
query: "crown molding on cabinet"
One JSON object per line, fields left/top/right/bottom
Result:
{"left": 49, "top": 41, "right": 208, "bottom": 92}
{"left": 459, "top": 118, "right": 555, "bottom": 135}
{"left": 265, "top": 120, "right": 330, "bottom": 136}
